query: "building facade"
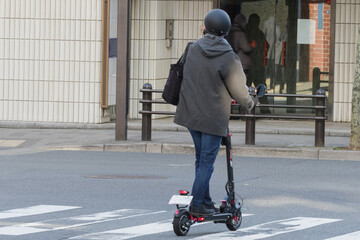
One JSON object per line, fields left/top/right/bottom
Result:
{"left": 0, "top": 0, "right": 103, "bottom": 123}
{"left": 0, "top": 0, "right": 357, "bottom": 123}
{"left": 333, "top": 0, "right": 359, "bottom": 121}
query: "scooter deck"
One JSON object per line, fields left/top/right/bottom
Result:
{"left": 191, "top": 212, "right": 232, "bottom": 222}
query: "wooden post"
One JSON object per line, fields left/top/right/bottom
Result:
{"left": 115, "top": 0, "right": 130, "bottom": 141}
{"left": 100, "top": 0, "right": 110, "bottom": 109}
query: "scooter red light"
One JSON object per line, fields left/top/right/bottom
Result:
{"left": 179, "top": 190, "right": 189, "bottom": 195}
{"left": 199, "top": 217, "right": 205, "bottom": 221}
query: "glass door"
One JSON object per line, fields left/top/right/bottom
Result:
{"left": 219, "top": 0, "right": 331, "bottom": 115}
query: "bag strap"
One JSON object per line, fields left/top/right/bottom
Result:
{"left": 178, "top": 42, "right": 193, "bottom": 64}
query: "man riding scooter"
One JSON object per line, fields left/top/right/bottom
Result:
{"left": 174, "top": 9, "right": 256, "bottom": 216}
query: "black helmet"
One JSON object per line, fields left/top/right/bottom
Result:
{"left": 204, "top": 9, "right": 231, "bottom": 36}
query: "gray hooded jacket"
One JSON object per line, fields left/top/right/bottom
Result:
{"left": 174, "top": 34, "right": 254, "bottom": 137}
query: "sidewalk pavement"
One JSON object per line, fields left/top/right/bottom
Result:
{"left": 0, "top": 118, "right": 359, "bottom": 161}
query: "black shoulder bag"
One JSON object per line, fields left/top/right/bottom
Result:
{"left": 162, "top": 42, "right": 193, "bottom": 106}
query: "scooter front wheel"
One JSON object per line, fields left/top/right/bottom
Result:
{"left": 226, "top": 210, "right": 242, "bottom": 231}
{"left": 173, "top": 212, "right": 191, "bottom": 236}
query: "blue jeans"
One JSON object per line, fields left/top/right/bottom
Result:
{"left": 188, "top": 129, "right": 222, "bottom": 207}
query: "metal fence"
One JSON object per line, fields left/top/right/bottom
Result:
{"left": 139, "top": 83, "right": 327, "bottom": 147}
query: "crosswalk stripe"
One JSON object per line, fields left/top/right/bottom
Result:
{"left": 0, "top": 205, "right": 81, "bottom": 220}
{"left": 69, "top": 213, "right": 253, "bottom": 239}
{"left": 0, "top": 226, "right": 49, "bottom": 236}
{"left": 1, "top": 206, "right": 348, "bottom": 240}
{"left": 69, "top": 219, "right": 173, "bottom": 240}
{"left": 324, "top": 231, "right": 360, "bottom": 240}
{"left": 190, "top": 217, "right": 342, "bottom": 239}
{"left": 242, "top": 214, "right": 254, "bottom": 217}
{"left": 0, "top": 209, "right": 165, "bottom": 236}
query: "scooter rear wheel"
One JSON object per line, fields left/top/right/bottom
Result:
{"left": 173, "top": 212, "right": 191, "bottom": 236}
{"left": 226, "top": 210, "right": 242, "bottom": 231}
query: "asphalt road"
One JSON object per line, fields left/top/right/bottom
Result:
{"left": 0, "top": 150, "right": 359, "bottom": 240}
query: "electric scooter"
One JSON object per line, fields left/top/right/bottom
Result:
{"left": 168, "top": 84, "right": 266, "bottom": 236}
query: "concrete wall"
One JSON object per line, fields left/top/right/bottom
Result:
{"left": 334, "top": 0, "right": 360, "bottom": 122}
{"left": 0, "top": 0, "right": 103, "bottom": 123}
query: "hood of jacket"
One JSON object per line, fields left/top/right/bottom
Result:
{"left": 233, "top": 13, "right": 247, "bottom": 30}
{"left": 198, "top": 34, "right": 233, "bottom": 58}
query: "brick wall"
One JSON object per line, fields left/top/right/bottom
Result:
{"left": 308, "top": 3, "right": 331, "bottom": 81}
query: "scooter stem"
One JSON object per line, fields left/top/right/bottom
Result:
{"left": 222, "top": 134, "right": 235, "bottom": 203}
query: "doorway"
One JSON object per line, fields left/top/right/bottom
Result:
{"left": 217, "top": 0, "right": 331, "bottom": 114}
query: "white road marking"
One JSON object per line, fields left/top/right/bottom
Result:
{"left": 0, "top": 209, "right": 165, "bottom": 236}
{"left": 191, "top": 217, "right": 342, "bottom": 240}
{"left": 169, "top": 164, "right": 192, "bottom": 167}
{"left": 69, "top": 220, "right": 173, "bottom": 240}
{"left": 69, "top": 213, "right": 253, "bottom": 239}
{"left": 0, "top": 140, "right": 25, "bottom": 147}
{"left": 324, "top": 231, "right": 360, "bottom": 240}
{"left": 0, "top": 205, "right": 81, "bottom": 220}
{"left": 0, "top": 226, "right": 49, "bottom": 236}
{"left": 242, "top": 214, "right": 254, "bottom": 217}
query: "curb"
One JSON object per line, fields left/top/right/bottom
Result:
{"left": 47, "top": 143, "right": 360, "bottom": 161}
{"left": 0, "top": 121, "right": 351, "bottom": 137}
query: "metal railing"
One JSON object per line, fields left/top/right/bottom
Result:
{"left": 139, "top": 83, "right": 327, "bottom": 147}
{"left": 312, "top": 67, "right": 329, "bottom": 95}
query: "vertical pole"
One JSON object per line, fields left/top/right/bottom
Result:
{"left": 312, "top": 67, "right": 321, "bottom": 95}
{"left": 315, "top": 89, "right": 326, "bottom": 147}
{"left": 312, "top": 67, "right": 321, "bottom": 107}
{"left": 285, "top": 0, "right": 298, "bottom": 113}
{"left": 245, "top": 107, "right": 256, "bottom": 145}
{"left": 115, "top": 0, "right": 130, "bottom": 141}
{"left": 328, "top": 0, "right": 336, "bottom": 121}
{"left": 100, "top": 0, "right": 110, "bottom": 108}
{"left": 224, "top": 135, "right": 235, "bottom": 203}
{"left": 245, "top": 87, "right": 256, "bottom": 145}
{"left": 142, "top": 83, "right": 152, "bottom": 141}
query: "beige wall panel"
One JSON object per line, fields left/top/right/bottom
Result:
{"left": 334, "top": 1, "right": 360, "bottom": 122}
{"left": 0, "top": 0, "right": 103, "bottom": 123}
{"left": 129, "top": 0, "right": 212, "bottom": 119}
